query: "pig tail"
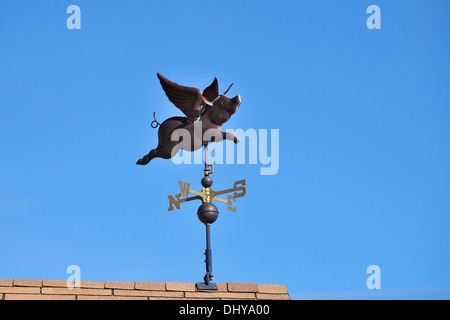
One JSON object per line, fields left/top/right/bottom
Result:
{"left": 151, "top": 112, "right": 161, "bottom": 128}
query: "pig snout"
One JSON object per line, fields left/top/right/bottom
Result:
{"left": 232, "top": 95, "right": 241, "bottom": 107}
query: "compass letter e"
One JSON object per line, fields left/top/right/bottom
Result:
{"left": 226, "top": 194, "right": 236, "bottom": 212}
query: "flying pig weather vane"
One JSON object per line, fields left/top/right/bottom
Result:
{"left": 136, "top": 73, "right": 247, "bottom": 290}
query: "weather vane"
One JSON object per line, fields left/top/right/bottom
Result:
{"left": 137, "top": 73, "right": 246, "bottom": 290}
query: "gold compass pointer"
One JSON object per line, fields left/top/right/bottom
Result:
{"left": 210, "top": 194, "right": 238, "bottom": 212}
{"left": 188, "top": 188, "right": 204, "bottom": 199}
{"left": 211, "top": 196, "right": 228, "bottom": 204}
{"left": 168, "top": 189, "right": 203, "bottom": 211}
{"left": 188, "top": 189, "right": 234, "bottom": 208}
{"left": 210, "top": 188, "right": 235, "bottom": 198}
{"left": 183, "top": 195, "right": 203, "bottom": 202}
{"left": 209, "top": 180, "right": 246, "bottom": 199}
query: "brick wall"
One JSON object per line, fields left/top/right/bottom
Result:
{"left": 0, "top": 279, "right": 290, "bottom": 300}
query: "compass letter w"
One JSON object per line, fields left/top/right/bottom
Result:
{"left": 178, "top": 181, "right": 190, "bottom": 198}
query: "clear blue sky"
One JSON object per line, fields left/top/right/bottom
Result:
{"left": 1, "top": 1, "right": 449, "bottom": 300}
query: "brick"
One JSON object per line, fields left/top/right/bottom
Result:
{"left": 78, "top": 295, "right": 147, "bottom": 300}
{"left": 166, "top": 282, "right": 196, "bottom": 292}
{"left": 79, "top": 281, "right": 105, "bottom": 289}
{"left": 13, "top": 279, "right": 42, "bottom": 287}
{"left": 5, "top": 294, "right": 76, "bottom": 300}
{"left": 105, "top": 281, "right": 135, "bottom": 290}
{"left": 215, "top": 283, "right": 228, "bottom": 292}
{"left": 195, "top": 282, "right": 228, "bottom": 292}
{"left": 256, "top": 293, "right": 290, "bottom": 300}
{"left": 0, "top": 279, "right": 290, "bottom": 300}
{"left": 258, "top": 284, "right": 288, "bottom": 294}
{"left": 0, "top": 287, "right": 41, "bottom": 294}
{"left": 43, "top": 280, "right": 69, "bottom": 288}
{"left": 42, "top": 287, "right": 112, "bottom": 296}
{"left": 135, "top": 282, "right": 165, "bottom": 291}
{"left": 114, "top": 290, "right": 184, "bottom": 298}
{"left": 149, "top": 297, "right": 197, "bottom": 300}
{"left": 185, "top": 291, "right": 256, "bottom": 300}
{"left": 227, "top": 282, "right": 259, "bottom": 293}
{"left": 0, "top": 279, "right": 13, "bottom": 287}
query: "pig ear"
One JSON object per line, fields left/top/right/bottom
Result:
{"left": 202, "top": 77, "right": 219, "bottom": 103}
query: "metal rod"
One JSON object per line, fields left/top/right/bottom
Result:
{"left": 197, "top": 142, "right": 217, "bottom": 290}
{"left": 204, "top": 144, "right": 208, "bottom": 172}
{"left": 204, "top": 223, "right": 213, "bottom": 285}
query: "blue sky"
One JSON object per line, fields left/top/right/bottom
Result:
{"left": 1, "top": 1, "right": 449, "bottom": 300}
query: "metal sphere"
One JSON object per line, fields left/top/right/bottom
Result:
{"left": 201, "top": 176, "right": 213, "bottom": 188}
{"left": 197, "top": 203, "right": 219, "bottom": 224}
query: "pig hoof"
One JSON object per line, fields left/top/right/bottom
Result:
{"left": 234, "top": 137, "right": 240, "bottom": 143}
{"left": 136, "top": 157, "right": 149, "bottom": 165}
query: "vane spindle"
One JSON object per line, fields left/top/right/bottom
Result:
{"left": 204, "top": 223, "right": 213, "bottom": 286}
{"left": 204, "top": 143, "right": 208, "bottom": 173}
{"left": 168, "top": 143, "right": 245, "bottom": 290}
{"left": 196, "top": 144, "right": 218, "bottom": 290}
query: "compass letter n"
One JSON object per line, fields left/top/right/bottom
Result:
{"left": 168, "top": 194, "right": 181, "bottom": 211}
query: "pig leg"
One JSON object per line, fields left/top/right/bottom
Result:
{"left": 136, "top": 117, "right": 188, "bottom": 165}
{"left": 136, "top": 147, "right": 161, "bottom": 165}
{"left": 136, "top": 146, "right": 173, "bottom": 165}
{"left": 222, "top": 131, "right": 241, "bottom": 143}
{"left": 153, "top": 143, "right": 182, "bottom": 160}
{"left": 136, "top": 140, "right": 185, "bottom": 165}
{"left": 203, "top": 129, "right": 240, "bottom": 144}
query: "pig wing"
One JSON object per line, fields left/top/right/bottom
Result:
{"left": 157, "top": 73, "right": 204, "bottom": 122}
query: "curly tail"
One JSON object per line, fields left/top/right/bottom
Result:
{"left": 151, "top": 112, "right": 161, "bottom": 128}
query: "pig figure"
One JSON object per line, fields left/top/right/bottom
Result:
{"left": 136, "top": 73, "right": 242, "bottom": 165}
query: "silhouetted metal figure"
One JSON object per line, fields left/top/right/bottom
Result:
{"left": 136, "top": 73, "right": 246, "bottom": 290}
{"left": 136, "top": 73, "right": 241, "bottom": 165}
